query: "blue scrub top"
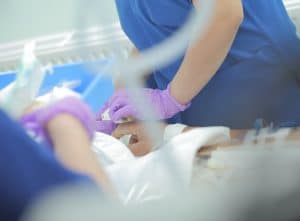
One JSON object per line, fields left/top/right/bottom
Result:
{"left": 115, "top": 0, "right": 300, "bottom": 128}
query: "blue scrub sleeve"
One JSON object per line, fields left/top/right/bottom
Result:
{"left": 0, "top": 110, "right": 98, "bottom": 221}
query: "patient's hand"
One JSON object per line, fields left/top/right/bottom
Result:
{"left": 112, "top": 122, "right": 166, "bottom": 156}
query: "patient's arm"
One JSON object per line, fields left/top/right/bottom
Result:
{"left": 112, "top": 122, "right": 228, "bottom": 156}
{"left": 198, "top": 129, "right": 300, "bottom": 156}
{"left": 113, "top": 122, "right": 300, "bottom": 157}
{"left": 171, "top": 126, "right": 300, "bottom": 155}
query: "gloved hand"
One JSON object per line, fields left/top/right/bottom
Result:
{"left": 20, "top": 97, "right": 95, "bottom": 147}
{"left": 95, "top": 102, "right": 117, "bottom": 135}
{"left": 95, "top": 84, "right": 190, "bottom": 134}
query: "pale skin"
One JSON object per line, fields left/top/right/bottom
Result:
{"left": 46, "top": 114, "right": 117, "bottom": 197}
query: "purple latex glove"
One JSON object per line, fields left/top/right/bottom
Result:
{"left": 98, "top": 84, "right": 190, "bottom": 124}
{"left": 95, "top": 103, "right": 117, "bottom": 135}
{"left": 20, "top": 97, "right": 95, "bottom": 148}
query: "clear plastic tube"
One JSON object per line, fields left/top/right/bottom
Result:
{"left": 77, "top": 0, "right": 215, "bottom": 192}
{"left": 1, "top": 41, "right": 46, "bottom": 118}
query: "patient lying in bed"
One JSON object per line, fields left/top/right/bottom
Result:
{"left": 21, "top": 95, "right": 231, "bottom": 201}
{"left": 0, "top": 85, "right": 298, "bottom": 220}
{"left": 19, "top": 87, "right": 300, "bottom": 203}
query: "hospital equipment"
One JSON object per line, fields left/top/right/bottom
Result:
{"left": 1, "top": 42, "right": 47, "bottom": 118}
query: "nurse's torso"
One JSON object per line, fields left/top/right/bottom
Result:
{"left": 116, "top": 0, "right": 300, "bottom": 128}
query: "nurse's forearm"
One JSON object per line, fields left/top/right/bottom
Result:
{"left": 170, "top": 0, "right": 244, "bottom": 105}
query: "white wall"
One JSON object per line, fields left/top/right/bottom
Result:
{"left": 1, "top": 0, "right": 300, "bottom": 46}
{"left": 1, "top": 0, "right": 118, "bottom": 43}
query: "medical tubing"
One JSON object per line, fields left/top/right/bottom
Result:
{"left": 77, "top": 0, "right": 215, "bottom": 193}
{"left": 82, "top": 59, "right": 115, "bottom": 102}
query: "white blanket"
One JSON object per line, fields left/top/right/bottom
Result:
{"left": 92, "top": 127, "right": 230, "bottom": 203}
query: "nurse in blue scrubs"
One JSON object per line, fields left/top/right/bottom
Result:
{"left": 99, "top": 0, "right": 300, "bottom": 131}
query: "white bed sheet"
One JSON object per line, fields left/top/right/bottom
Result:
{"left": 92, "top": 127, "right": 230, "bottom": 203}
